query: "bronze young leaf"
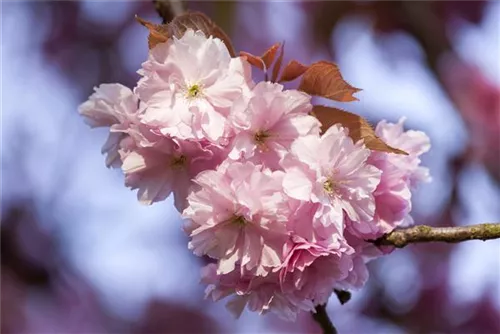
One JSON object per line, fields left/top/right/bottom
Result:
{"left": 169, "top": 12, "right": 236, "bottom": 56}
{"left": 135, "top": 16, "right": 170, "bottom": 49}
{"left": 136, "top": 12, "right": 236, "bottom": 56}
{"left": 261, "top": 42, "right": 281, "bottom": 70}
{"left": 299, "top": 61, "right": 361, "bottom": 102}
{"left": 312, "top": 106, "right": 408, "bottom": 155}
{"left": 239, "top": 51, "right": 267, "bottom": 71}
{"left": 239, "top": 42, "right": 281, "bottom": 72}
{"left": 169, "top": 11, "right": 213, "bottom": 37}
{"left": 278, "top": 60, "right": 309, "bottom": 83}
{"left": 271, "top": 42, "right": 285, "bottom": 83}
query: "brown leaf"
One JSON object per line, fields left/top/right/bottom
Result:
{"left": 239, "top": 51, "right": 266, "bottom": 71}
{"left": 135, "top": 16, "right": 170, "bottom": 49}
{"left": 239, "top": 43, "right": 281, "bottom": 72}
{"left": 136, "top": 12, "right": 236, "bottom": 56}
{"left": 169, "top": 12, "right": 236, "bottom": 56}
{"left": 271, "top": 42, "right": 285, "bottom": 83}
{"left": 169, "top": 12, "right": 212, "bottom": 37}
{"left": 278, "top": 60, "right": 309, "bottom": 83}
{"left": 299, "top": 61, "right": 361, "bottom": 102}
{"left": 261, "top": 43, "right": 281, "bottom": 69}
{"left": 312, "top": 106, "right": 408, "bottom": 155}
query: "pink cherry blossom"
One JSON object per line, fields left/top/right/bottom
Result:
{"left": 333, "top": 230, "right": 379, "bottom": 290}
{"left": 201, "top": 263, "right": 315, "bottom": 321}
{"left": 78, "top": 83, "right": 141, "bottom": 167}
{"left": 120, "top": 137, "right": 219, "bottom": 211}
{"left": 346, "top": 162, "right": 413, "bottom": 239}
{"left": 279, "top": 235, "right": 354, "bottom": 305}
{"left": 285, "top": 200, "right": 346, "bottom": 250}
{"left": 282, "top": 124, "right": 381, "bottom": 231}
{"left": 183, "top": 161, "right": 290, "bottom": 276}
{"left": 78, "top": 24, "right": 434, "bottom": 322}
{"left": 228, "top": 82, "right": 320, "bottom": 169}
{"left": 79, "top": 83, "right": 139, "bottom": 128}
{"left": 136, "top": 29, "right": 253, "bottom": 144}
{"left": 372, "top": 118, "right": 431, "bottom": 187}
{"left": 334, "top": 254, "right": 369, "bottom": 290}
{"left": 347, "top": 118, "right": 431, "bottom": 239}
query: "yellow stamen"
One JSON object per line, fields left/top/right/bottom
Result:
{"left": 186, "top": 84, "right": 201, "bottom": 98}
{"left": 323, "top": 179, "right": 336, "bottom": 194}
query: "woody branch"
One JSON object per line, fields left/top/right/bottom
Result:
{"left": 374, "top": 223, "right": 500, "bottom": 248}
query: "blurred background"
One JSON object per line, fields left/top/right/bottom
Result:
{"left": 1, "top": 1, "right": 499, "bottom": 333}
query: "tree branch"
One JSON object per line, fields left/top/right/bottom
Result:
{"left": 153, "top": 0, "right": 185, "bottom": 23}
{"left": 312, "top": 304, "right": 337, "bottom": 334}
{"left": 374, "top": 223, "right": 500, "bottom": 248}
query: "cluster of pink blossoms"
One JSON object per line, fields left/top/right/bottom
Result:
{"left": 79, "top": 29, "right": 430, "bottom": 320}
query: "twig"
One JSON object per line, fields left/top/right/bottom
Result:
{"left": 153, "top": 0, "right": 185, "bottom": 23}
{"left": 312, "top": 304, "right": 337, "bottom": 334}
{"left": 374, "top": 223, "right": 500, "bottom": 248}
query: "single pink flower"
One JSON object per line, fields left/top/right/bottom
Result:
{"left": 279, "top": 235, "right": 354, "bottom": 305}
{"left": 282, "top": 125, "right": 381, "bottom": 231}
{"left": 346, "top": 163, "right": 413, "bottom": 239}
{"left": 372, "top": 118, "right": 431, "bottom": 187}
{"left": 228, "top": 82, "right": 320, "bottom": 169}
{"left": 201, "top": 263, "right": 315, "bottom": 321}
{"left": 136, "top": 29, "right": 253, "bottom": 144}
{"left": 347, "top": 118, "right": 431, "bottom": 239}
{"left": 183, "top": 161, "right": 290, "bottom": 276}
{"left": 334, "top": 254, "right": 369, "bottom": 290}
{"left": 334, "top": 230, "right": 383, "bottom": 290}
{"left": 120, "top": 137, "right": 218, "bottom": 211}
{"left": 78, "top": 83, "right": 141, "bottom": 167}
{"left": 285, "top": 200, "right": 346, "bottom": 249}
{"left": 79, "top": 83, "right": 139, "bottom": 128}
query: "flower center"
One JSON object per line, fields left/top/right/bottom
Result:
{"left": 170, "top": 155, "right": 187, "bottom": 169}
{"left": 186, "top": 84, "right": 202, "bottom": 99}
{"left": 254, "top": 131, "right": 272, "bottom": 152}
{"left": 254, "top": 131, "right": 270, "bottom": 144}
{"left": 323, "top": 179, "right": 336, "bottom": 194}
{"left": 231, "top": 215, "right": 248, "bottom": 226}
